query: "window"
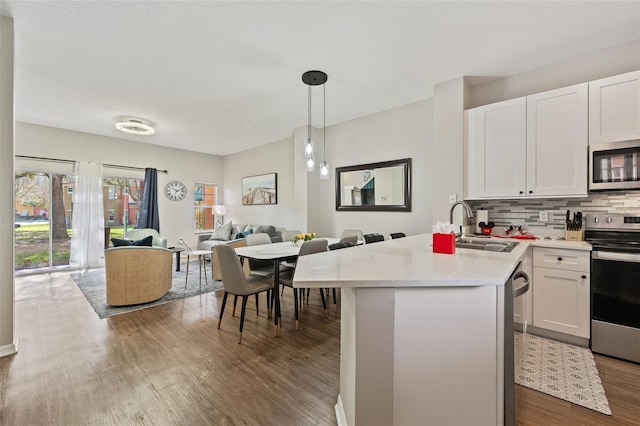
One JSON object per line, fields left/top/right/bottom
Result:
{"left": 67, "top": 186, "right": 73, "bottom": 194}
{"left": 108, "top": 209, "right": 115, "bottom": 222}
{"left": 194, "top": 182, "right": 217, "bottom": 231}
{"left": 108, "top": 186, "right": 116, "bottom": 200}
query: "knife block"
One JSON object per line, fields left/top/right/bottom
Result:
{"left": 565, "top": 228, "right": 584, "bottom": 242}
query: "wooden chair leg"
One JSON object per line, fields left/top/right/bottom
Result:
{"left": 239, "top": 296, "right": 248, "bottom": 344}
{"left": 218, "top": 291, "right": 229, "bottom": 329}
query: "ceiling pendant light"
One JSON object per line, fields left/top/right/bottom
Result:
{"left": 302, "top": 70, "right": 327, "bottom": 173}
{"left": 115, "top": 119, "right": 155, "bottom": 136}
{"left": 319, "top": 83, "right": 329, "bottom": 180}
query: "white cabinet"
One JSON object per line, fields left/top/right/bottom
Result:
{"left": 466, "top": 83, "right": 588, "bottom": 199}
{"left": 589, "top": 70, "right": 640, "bottom": 144}
{"left": 526, "top": 84, "right": 588, "bottom": 197}
{"left": 532, "top": 247, "right": 590, "bottom": 339}
{"left": 466, "top": 97, "right": 526, "bottom": 198}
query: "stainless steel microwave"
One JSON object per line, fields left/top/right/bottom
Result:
{"left": 589, "top": 140, "right": 640, "bottom": 190}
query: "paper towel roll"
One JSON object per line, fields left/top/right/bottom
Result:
{"left": 476, "top": 210, "right": 489, "bottom": 234}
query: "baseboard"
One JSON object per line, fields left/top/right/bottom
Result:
{"left": 0, "top": 337, "right": 18, "bottom": 358}
{"left": 519, "top": 325, "right": 590, "bottom": 348}
{"left": 335, "top": 394, "right": 347, "bottom": 426}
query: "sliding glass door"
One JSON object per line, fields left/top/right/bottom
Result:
{"left": 15, "top": 171, "right": 143, "bottom": 272}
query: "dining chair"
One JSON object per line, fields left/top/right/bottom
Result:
{"left": 390, "top": 232, "right": 406, "bottom": 239}
{"left": 281, "top": 230, "right": 302, "bottom": 242}
{"left": 341, "top": 229, "right": 363, "bottom": 243}
{"left": 215, "top": 244, "right": 274, "bottom": 344}
{"left": 245, "top": 233, "right": 275, "bottom": 277}
{"left": 364, "top": 233, "right": 385, "bottom": 244}
{"left": 339, "top": 235, "right": 358, "bottom": 245}
{"left": 278, "top": 238, "right": 329, "bottom": 330}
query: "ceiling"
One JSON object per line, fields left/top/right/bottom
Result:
{"left": 1, "top": 1, "right": 639, "bottom": 156}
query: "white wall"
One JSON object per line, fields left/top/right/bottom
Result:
{"left": 15, "top": 122, "right": 223, "bottom": 249}
{"left": 222, "top": 135, "right": 303, "bottom": 231}
{"left": 220, "top": 100, "right": 432, "bottom": 238}
{"left": 0, "top": 16, "right": 16, "bottom": 357}
{"left": 311, "top": 99, "right": 433, "bottom": 238}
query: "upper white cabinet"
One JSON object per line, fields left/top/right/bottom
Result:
{"left": 589, "top": 70, "right": 640, "bottom": 144}
{"left": 466, "top": 97, "right": 527, "bottom": 198}
{"left": 526, "top": 84, "right": 588, "bottom": 197}
{"left": 466, "top": 83, "right": 588, "bottom": 199}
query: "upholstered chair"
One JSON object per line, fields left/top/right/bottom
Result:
{"left": 390, "top": 232, "right": 406, "bottom": 239}
{"left": 340, "top": 229, "right": 364, "bottom": 244}
{"left": 211, "top": 239, "right": 249, "bottom": 281}
{"left": 105, "top": 246, "right": 172, "bottom": 306}
{"left": 278, "top": 239, "right": 329, "bottom": 330}
{"left": 364, "top": 233, "right": 385, "bottom": 244}
{"left": 215, "top": 244, "right": 274, "bottom": 344}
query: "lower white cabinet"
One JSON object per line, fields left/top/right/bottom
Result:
{"left": 532, "top": 247, "right": 590, "bottom": 338}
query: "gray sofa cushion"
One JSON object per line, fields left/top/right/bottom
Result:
{"left": 209, "top": 221, "right": 233, "bottom": 241}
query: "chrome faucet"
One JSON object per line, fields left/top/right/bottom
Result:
{"left": 449, "top": 201, "right": 474, "bottom": 240}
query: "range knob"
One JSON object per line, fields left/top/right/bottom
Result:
{"left": 605, "top": 217, "right": 613, "bottom": 223}
{"left": 593, "top": 217, "right": 599, "bottom": 223}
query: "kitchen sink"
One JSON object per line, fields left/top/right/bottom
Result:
{"left": 457, "top": 238, "right": 519, "bottom": 253}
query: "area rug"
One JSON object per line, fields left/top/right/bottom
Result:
{"left": 71, "top": 268, "right": 223, "bottom": 319}
{"left": 515, "top": 331, "right": 611, "bottom": 415}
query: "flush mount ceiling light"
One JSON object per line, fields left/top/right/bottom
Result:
{"left": 302, "top": 70, "right": 328, "bottom": 173}
{"left": 115, "top": 119, "right": 155, "bottom": 136}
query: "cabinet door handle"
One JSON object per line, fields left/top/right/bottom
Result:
{"left": 557, "top": 257, "right": 563, "bottom": 262}
{"left": 528, "top": 190, "right": 533, "bottom": 194}
{"left": 519, "top": 191, "right": 524, "bottom": 194}
{"left": 581, "top": 275, "right": 587, "bottom": 279}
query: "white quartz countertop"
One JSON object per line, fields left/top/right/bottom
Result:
{"left": 293, "top": 233, "right": 531, "bottom": 289}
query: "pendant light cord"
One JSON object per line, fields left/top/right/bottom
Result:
{"left": 323, "top": 84, "right": 326, "bottom": 162}
{"left": 307, "top": 85, "right": 312, "bottom": 142}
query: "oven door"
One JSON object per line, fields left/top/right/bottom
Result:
{"left": 592, "top": 251, "right": 640, "bottom": 328}
{"left": 591, "top": 250, "right": 640, "bottom": 363}
{"left": 589, "top": 140, "right": 640, "bottom": 190}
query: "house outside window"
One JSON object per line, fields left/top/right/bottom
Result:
{"left": 108, "top": 209, "right": 115, "bottom": 222}
{"left": 194, "top": 183, "right": 217, "bottom": 231}
{"left": 67, "top": 186, "right": 73, "bottom": 194}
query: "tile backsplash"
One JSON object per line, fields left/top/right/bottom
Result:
{"left": 467, "top": 191, "right": 640, "bottom": 237}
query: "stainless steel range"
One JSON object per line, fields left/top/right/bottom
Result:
{"left": 585, "top": 212, "right": 640, "bottom": 364}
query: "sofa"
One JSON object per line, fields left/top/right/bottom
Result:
{"left": 104, "top": 246, "right": 173, "bottom": 306}
{"left": 197, "top": 223, "right": 281, "bottom": 252}
{"left": 197, "top": 222, "right": 280, "bottom": 280}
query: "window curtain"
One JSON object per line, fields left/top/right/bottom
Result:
{"left": 138, "top": 167, "right": 160, "bottom": 232}
{"left": 69, "top": 161, "right": 104, "bottom": 268}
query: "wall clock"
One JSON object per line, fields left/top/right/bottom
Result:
{"left": 164, "top": 180, "right": 187, "bottom": 201}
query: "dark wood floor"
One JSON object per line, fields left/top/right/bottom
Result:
{"left": 2, "top": 271, "right": 640, "bottom": 425}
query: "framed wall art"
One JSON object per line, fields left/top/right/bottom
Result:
{"left": 241, "top": 173, "right": 277, "bottom": 205}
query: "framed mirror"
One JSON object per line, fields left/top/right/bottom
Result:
{"left": 335, "top": 158, "right": 411, "bottom": 212}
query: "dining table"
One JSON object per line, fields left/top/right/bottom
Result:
{"left": 235, "top": 238, "right": 339, "bottom": 336}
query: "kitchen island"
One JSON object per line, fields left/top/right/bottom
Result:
{"left": 293, "top": 233, "right": 529, "bottom": 426}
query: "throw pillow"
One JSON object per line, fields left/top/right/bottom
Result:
{"left": 243, "top": 224, "right": 254, "bottom": 232}
{"left": 111, "top": 237, "right": 131, "bottom": 247}
{"left": 252, "top": 225, "right": 262, "bottom": 234}
{"left": 111, "top": 235, "right": 153, "bottom": 247}
{"left": 236, "top": 228, "right": 254, "bottom": 239}
{"left": 209, "top": 221, "right": 232, "bottom": 241}
{"left": 132, "top": 235, "right": 154, "bottom": 246}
